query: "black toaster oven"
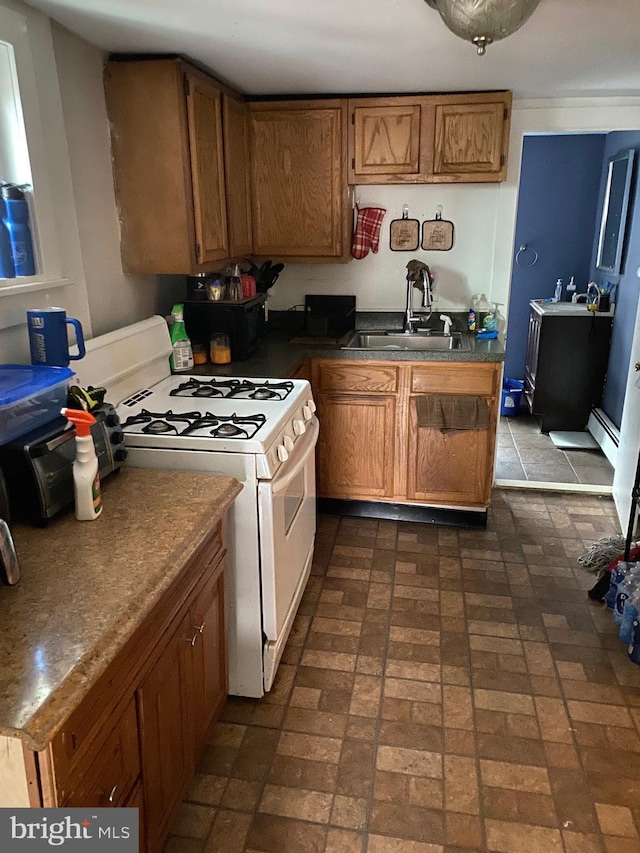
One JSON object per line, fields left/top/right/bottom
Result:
{"left": 0, "top": 403, "right": 126, "bottom": 526}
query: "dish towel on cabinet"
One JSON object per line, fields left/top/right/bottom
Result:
{"left": 351, "top": 206, "right": 386, "bottom": 259}
{"left": 416, "top": 395, "right": 489, "bottom": 433}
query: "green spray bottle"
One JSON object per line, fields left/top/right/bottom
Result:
{"left": 169, "top": 303, "right": 194, "bottom": 372}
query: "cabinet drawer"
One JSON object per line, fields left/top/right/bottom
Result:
{"left": 314, "top": 362, "right": 399, "bottom": 393}
{"left": 63, "top": 700, "right": 139, "bottom": 807}
{"left": 410, "top": 363, "right": 499, "bottom": 396}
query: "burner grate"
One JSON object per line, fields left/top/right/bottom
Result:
{"left": 169, "top": 377, "right": 294, "bottom": 400}
{"left": 122, "top": 409, "right": 267, "bottom": 439}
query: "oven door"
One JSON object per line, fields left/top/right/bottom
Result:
{"left": 258, "top": 417, "right": 318, "bottom": 690}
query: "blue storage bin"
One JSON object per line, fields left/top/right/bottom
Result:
{"left": 0, "top": 364, "right": 74, "bottom": 444}
{"left": 500, "top": 378, "right": 524, "bottom": 417}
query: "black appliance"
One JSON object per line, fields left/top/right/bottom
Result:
{"left": 184, "top": 295, "right": 266, "bottom": 361}
{"left": 304, "top": 295, "right": 356, "bottom": 339}
{"left": 0, "top": 403, "right": 126, "bottom": 526}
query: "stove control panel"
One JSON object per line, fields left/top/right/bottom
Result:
{"left": 258, "top": 397, "right": 317, "bottom": 479}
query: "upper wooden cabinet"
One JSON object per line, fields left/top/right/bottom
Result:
{"left": 104, "top": 59, "right": 251, "bottom": 273}
{"left": 348, "top": 91, "right": 511, "bottom": 184}
{"left": 248, "top": 100, "right": 350, "bottom": 262}
{"left": 223, "top": 95, "right": 253, "bottom": 259}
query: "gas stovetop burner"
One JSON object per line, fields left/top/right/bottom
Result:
{"left": 169, "top": 377, "right": 294, "bottom": 401}
{"left": 121, "top": 409, "right": 267, "bottom": 440}
{"left": 215, "top": 423, "right": 244, "bottom": 437}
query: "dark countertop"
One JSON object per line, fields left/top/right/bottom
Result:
{"left": 190, "top": 311, "right": 505, "bottom": 379}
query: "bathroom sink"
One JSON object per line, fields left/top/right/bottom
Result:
{"left": 343, "top": 331, "right": 471, "bottom": 352}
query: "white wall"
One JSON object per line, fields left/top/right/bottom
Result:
{"left": 50, "top": 22, "right": 159, "bottom": 337}
{"left": 0, "top": 4, "right": 182, "bottom": 364}
{"left": 269, "top": 182, "right": 501, "bottom": 315}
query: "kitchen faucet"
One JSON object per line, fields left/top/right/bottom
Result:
{"left": 403, "top": 263, "right": 433, "bottom": 333}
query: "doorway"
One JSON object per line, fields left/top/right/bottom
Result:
{"left": 496, "top": 131, "right": 640, "bottom": 494}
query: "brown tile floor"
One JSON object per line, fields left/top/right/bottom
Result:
{"left": 495, "top": 414, "right": 614, "bottom": 488}
{"left": 165, "top": 491, "right": 640, "bottom": 853}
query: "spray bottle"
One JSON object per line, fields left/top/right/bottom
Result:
{"left": 169, "top": 303, "right": 194, "bottom": 372}
{"left": 60, "top": 408, "right": 103, "bottom": 521}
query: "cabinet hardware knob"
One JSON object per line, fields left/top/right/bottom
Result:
{"left": 195, "top": 622, "right": 205, "bottom": 633}
{"left": 186, "top": 634, "right": 198, "bottom": 646}
{"left": 108, "top": 785, "right": 118, "bottom": 804}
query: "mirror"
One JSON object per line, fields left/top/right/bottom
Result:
{"left": 596, "top": 148, "right": 635, "bottom": 276}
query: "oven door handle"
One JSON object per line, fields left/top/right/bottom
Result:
{"left": 268, "top": 417, "right": 318, "bottom": 496}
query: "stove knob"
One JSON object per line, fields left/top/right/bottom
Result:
{"left": 306, "top": 398, "right": 316, "bottom": 414}
{"left": 106, "top": 413, "right": 120, "bottom": 427}
{"left": 277, "top": 444, "right": 289, "bottom": 463}
{"left": 302, "top": 406, "right": 313, "bottom": 421}
{"left": 283, "top": 435, "right": 295, "bottom": 452}
{"left": 293, "top": 418, "right": 306, "bottom": 435}
{"left": 114, "top": 448, "right": 128, "bottom": 463}
{"left": 111, "top": 431, "right": 125, "bottom": 444}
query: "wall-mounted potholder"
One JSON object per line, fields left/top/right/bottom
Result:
{"left": 422, "top": 207, "right": 454, "bottom": 251}
{"left": 390, "top": 205, "right": 420, "bottom": 251}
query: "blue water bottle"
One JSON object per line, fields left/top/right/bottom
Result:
{"left": 1, "top": 184, "right": 35, "bottom": 276}
{"left": 0, "top": 195, "right": 15, "bottom": 278}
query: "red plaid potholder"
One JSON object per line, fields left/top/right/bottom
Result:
{"left": 351, "top": 206, "right": 386, "bottom": 260}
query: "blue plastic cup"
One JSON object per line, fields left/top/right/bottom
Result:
{"left": 27, "top": 307, "right": 86, "bottom": 366}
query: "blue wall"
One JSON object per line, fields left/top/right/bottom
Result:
{"left": 505, "top": 134, "right": 606, "bottom": 379}
{"left": 591, "top": 131, "right": 640, "bottom": 429}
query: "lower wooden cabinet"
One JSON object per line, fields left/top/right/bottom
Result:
{"left": 27, "top": 522, "right": 228, "bottom": 853}
{"left": 316, "top": 393, "right": 396, "bottom": 499}
{"left": 312, "top": 359, "right": 501, "bottom": 508}
{"left": 137, "top": 608, "right": 194, "bottom": 852}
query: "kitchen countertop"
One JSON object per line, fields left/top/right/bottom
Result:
{"left": 0, "top": 467, "right": 241, "bottom": 751}
{"left": 530, "top": 300, "right": 615, "bottom": 318}
{"left": 189, "top": 322, "right": 505, "bottom": 379}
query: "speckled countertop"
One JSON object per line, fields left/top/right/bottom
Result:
{"left": 0, "top": 467, "right": 241, "bottom": 751}
{"left": 187, "top": 311, "right": 505, "bottom": 379}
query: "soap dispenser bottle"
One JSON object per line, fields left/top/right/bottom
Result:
{"left": 554, "top": 279, "right": 563, "bottom": 302}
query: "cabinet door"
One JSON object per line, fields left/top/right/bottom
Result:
{"left": 190, "top": 557, "right": 227, "bottom": 758}
{"left": 432, "top": 98, "right": 510, "bottom": 181}
{"left": 406, "top": 396, "right": 494, "bottom": 506}
{"left": 349, "top": 101, "right": 423, "bottom": 181}
{"left": 223, "top": 95, "right": 253, "bottom": 258}
{"left": 249, "top": 101, "right": 348, "bottom": 260}
{"left": 137, "top": 610, "right": 194, "bottom": 853}
{"left": 63, "top": 701, "right": 140, "bottom": 808}
{"left": 316, "top": 393, "right": 396, "bottom": 499}
{"left": 186, "top": 73, "right": 229, "bottom": 264}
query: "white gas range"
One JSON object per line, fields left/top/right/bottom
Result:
{"left": 75, "top": 317, "right": 318, "bottom": 697}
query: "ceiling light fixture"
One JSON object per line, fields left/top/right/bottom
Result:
{"left": 424, "top": 0, "right": 541, "bottom": 56}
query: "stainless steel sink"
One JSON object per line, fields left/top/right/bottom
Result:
{"left": 343, "top": 330, "right": 471, "bottom": 352}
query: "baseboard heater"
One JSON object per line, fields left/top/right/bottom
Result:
{"left": 587, "top": 407, "right": 619, "bottom": 469}
{"left": 317, "top": 498, "right": 487, "bottom": 529}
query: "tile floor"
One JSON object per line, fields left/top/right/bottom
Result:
{"left": 495, "top": 413, "right": 614, "bottom": 488}
{"left": 165, "top": 491, "right": 640, "bottom": 853}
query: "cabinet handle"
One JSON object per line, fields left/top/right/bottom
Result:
{"left": 186, "top": 634, "right": 198, "bottom": 646}
{"left": 107, "top": 785, "right": 118, "bottom": 804}
{"left": 195, "top": 622, "right": 205, "bottom": 634}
